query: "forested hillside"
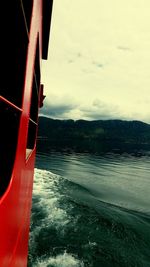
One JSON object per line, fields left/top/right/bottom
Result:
{"left": 37, "top": 117, "right": 150, "bottom": 154}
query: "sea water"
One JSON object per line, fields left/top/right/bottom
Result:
{"left": 28, "top": 152, "right": 150, "bottom": 267}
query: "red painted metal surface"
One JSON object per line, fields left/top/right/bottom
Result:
{"left": 0, "top": 1, "right": 53, "bottom": 266}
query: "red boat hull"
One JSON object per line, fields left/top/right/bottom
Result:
{"left": 0, "top": 1, "right": 53, "bottom": 266}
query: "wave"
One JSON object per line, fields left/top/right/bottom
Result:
{"left": 35, "top": 252, "right": 84, "bottom": 267}
{"left": 28, "top": 168, "right": 150, "bottom": 267}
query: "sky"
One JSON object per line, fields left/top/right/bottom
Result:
{"left": 41, "top": 0, "right": 150, "bottom": 123}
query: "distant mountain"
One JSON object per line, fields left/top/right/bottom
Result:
{"left": 37, "top": 116, "right": 150, "bottom": 154}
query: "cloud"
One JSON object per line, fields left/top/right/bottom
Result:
{"left": 39, "top": 94, "right": 78, "bottom": 119}
{"left": 40, "top": 96, "right": 126, "bottom": 121}
{"left": 40, "top": 103, "right": 75, "bottom": 118}
{"left": 68, "top": 59, "right": 74, "bottom": 64}
{"left": 41, "top": 0, "right": 150, "bottom": 124}
{"left": 40, "top": 95, "right": 150, "bottom": 124}
{"left": 79, "top": 99, "right": 124, "bottom": 121}
{"left": 117, "top": 46, "right": 132, "bottom": 52}
{"left": 92, "top": 61, "right": 104, "bottom": 69}
{"left": 40, "top": 95, "right": 124, "bottom": 120}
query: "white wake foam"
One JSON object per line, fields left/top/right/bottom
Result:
{"left": 29, "top": 169, "right": 83, "bottom": 267}
{"left": 35, "top": 252, "right": 84, "bottom": 267}
{"left": 32, "top": 168, "right": 70, "bottom": 229}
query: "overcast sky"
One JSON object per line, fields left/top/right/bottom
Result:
{"left": 41, "top": 0, "right": 150, "bottom": 123}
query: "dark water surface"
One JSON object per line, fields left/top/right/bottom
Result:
{"left": 28, "top": 152, "right": 150, "bottom": 267}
